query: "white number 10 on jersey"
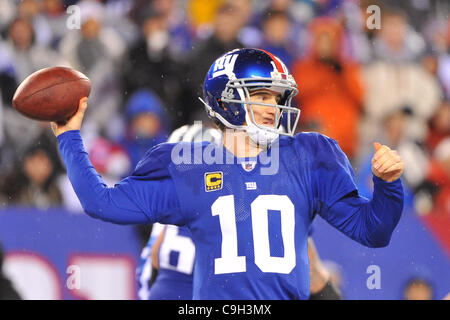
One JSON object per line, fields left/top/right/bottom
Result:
{"left": 212, "top": 195, "right": 296, "bottom": 275}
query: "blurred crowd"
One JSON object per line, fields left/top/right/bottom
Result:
{"left": 0, "top": 0, "right": 449, "bottom": 222}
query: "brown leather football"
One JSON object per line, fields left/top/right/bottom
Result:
{"left": 12, "top": 66, "right": 91, "bottom": 122}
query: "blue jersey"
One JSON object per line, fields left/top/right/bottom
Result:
{"left": 58, "top": 130, "right": 404, "bottom": 299}
{"left": 137, "top": 224, "right": 194, "bottom": 300}
{"left": 137, "top": 226, "right": 317, "bottom": 300}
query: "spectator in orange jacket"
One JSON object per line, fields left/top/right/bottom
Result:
{"left": 292, "top": 17, "right": 364, "bottom": 159}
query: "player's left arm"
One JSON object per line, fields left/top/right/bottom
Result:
{"left": 317, "top": 141, "right": 404, "bottom": 248}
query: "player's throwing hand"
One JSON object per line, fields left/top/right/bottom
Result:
{"left": 51, "top": 97, "right": 88, "bottom": 137}
{"left": 371, "top": 142, "right": 405, "bottom": 182}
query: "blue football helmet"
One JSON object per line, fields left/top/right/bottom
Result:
{"left": 199, "top": 48, "right": 300, "bottom": 137}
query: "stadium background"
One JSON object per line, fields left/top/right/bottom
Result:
{"left": 0, "top": 0, "right": 449, "bottom": 299}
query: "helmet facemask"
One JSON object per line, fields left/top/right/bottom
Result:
{"left": 226, "top": 76, "right": 300, "bottom": 136}
{"left": 200, "top": 76, "right": 300, "bottom": 146}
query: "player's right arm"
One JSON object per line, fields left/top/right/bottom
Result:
{"left": 51, "top": 98, "right": 184, "bottom": 225}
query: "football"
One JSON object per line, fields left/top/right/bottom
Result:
{"left": 12, "top": 66, "right": 91, "bottom": 122}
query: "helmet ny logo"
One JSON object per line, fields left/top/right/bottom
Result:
{"left": 212, "top": 54, "right": 238, "bottom": 78}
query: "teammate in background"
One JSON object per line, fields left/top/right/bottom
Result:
{"left": 136, "top": 124, "right": 215, "bottom": 300}
{"left": 137, "top": 223, "right": 194, "bottom": 300}
{"left": 137, "top": 124, "right": 341, "bottom": 300}
{"left": 52, "top": 48, "right": 404, "bottom": 299}
{"left": 139, "top": 224, "right": 341, "bottom": 300}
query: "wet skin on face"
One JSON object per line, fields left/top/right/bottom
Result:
{"left": 246, "top": 89, "right": 282, "bottom": 127}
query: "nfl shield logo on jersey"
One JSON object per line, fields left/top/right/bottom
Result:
{"left": 241, "top": 161, "right": 256, "bottom": 172}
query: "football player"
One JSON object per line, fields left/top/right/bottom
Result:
{"left": 138, "top": 223, "right": 341, "bottom": 300}
{"left": 137, "top": 124, "right": 341, "bottom": 300}
{"left": 52, "top": 48, "right": 404, "bottom": 299}
{"left": 136, "top": 124, "right": 215, "bottom": 300}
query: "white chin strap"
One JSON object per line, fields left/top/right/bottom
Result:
{"left": 244, "top": 112, "right": 279, "bottom": 147}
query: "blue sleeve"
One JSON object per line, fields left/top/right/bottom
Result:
{"left": 320, "top": 176, "right": 403, "bottom": 248}
{"left": 311, "top": 134, "right": 358, "bottom": 208}
{"left": 310, "top": 134, "right": 404, "bottom": 248}
{"left": 57, "top": 130, "right": 185, "bottom": 225}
